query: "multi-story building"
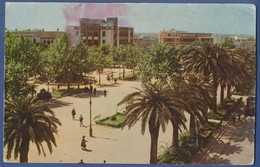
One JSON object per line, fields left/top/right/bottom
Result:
{"left": 159, "top": 29, "right": 213, "bottom": 47}
{"left": 9, "top": 29, "right": 64, "bottom": 46}
{"left": 66, "top": 26, "right": 80, "bottom": 47}
{"left": 79, "top": 17, "right": 133, "bottom": 47}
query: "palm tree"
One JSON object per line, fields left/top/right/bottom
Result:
{"left": 181, "top": 41, "right": 228, "bottom": 113}
{"left": 4, "top": 95, "right": 62, "bottom": 162}
{"left": 117, "top": 81, "right": 186, "bottom": 164}
{"left": 232, "top": 48, "right": 256, "bottom": 95}
{"left": 170, "top": 75, "right": 212, "bottom": 132}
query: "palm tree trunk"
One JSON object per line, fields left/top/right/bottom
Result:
{"left": 220, "top": 84, "right": 225, "bottom": 103}
{"left": 227, "top": 84, "right": 232, "bottom": 99}
{"left": 67, "top": 81, "right": 70, "bottom": 90}
{"left": 149, "top": 113, "right": 160, "bottom": 164}
{"left": 19, "top": 137, "right": 30, "bottom": 162}
{"left": 189, "top": 114, "right": 196, "bottom": 132}
{"left": 212, "top": 72, "right": 218, "bottom": 113}
{"left": 171, "top": 119, "right": 179, "bottom": 149}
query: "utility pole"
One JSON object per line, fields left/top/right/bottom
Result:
{"left": 89, "top": 83, "right": 93, "bottom": 137}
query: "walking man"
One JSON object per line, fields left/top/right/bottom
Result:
{"left": 81, "top": 136, "right": 87, "bottom": 150}
{"left": 104, "top": 90, "right": 107, "bottom": 97}
{"left": 79, "top": 115, "right": 83, "bottom": 127}
{"left": 93, "top": 88, "right": 97, "bottom": 95}
{"left": 72, "top": 108, "right": 76, "bottom": 120}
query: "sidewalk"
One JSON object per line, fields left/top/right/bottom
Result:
{"left": 193, "top": 116, "right": 255, "bottom": 165}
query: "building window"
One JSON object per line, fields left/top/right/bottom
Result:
{"left": 102, "top": 31, "right": 105, "bottom": 37}
{"left": 94, "top": 32, "right": 98, "bottom": 36}
{"left": 94, "top": 40, "right": 99, "bottom": 45}
{"left": 102, "top": 40, "right": 105, "bottom": 43}
{"left": 88, "top": 32, "right": 92, "bottom": 36}
{"left": 33, "top": 38, "right": 36, "bottom": 43}
{"left": 76, "top": 31, "right": 79, "bottom": 36}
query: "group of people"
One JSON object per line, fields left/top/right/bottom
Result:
{"left": 71, "top": 108, "right": 84, "bottom": 126}
{"left": 107, "top": 73, "right": 118, "bottom": 84}
{"left": 72, "top": 109, "right": 88, "bottom": 151}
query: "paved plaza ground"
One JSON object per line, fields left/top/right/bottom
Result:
{"left": 4, "top": 70, "right": 255, "bottom": 164}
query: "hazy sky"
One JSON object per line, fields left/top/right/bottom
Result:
{"left": 5, "top": 3, "right": 256, "bottom": 36}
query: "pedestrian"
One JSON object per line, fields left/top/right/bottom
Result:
{"left": 114, "top": 78, "right": 117, "bottom": 84}
{"left": 106, "top": 75, "right": 110, "bottom": 82}
{"left": 93, "top": 88, "right": 97, "bottom": 95}
{"left": 79, "top": 159, "right": 84, "bottom": 163}
{"left": 71, "top": 108, "right": 76, "bottom": 120}
{"left": 104, "top": 90, "right": 107, "bottom": 97}
{"left": 104, "top": 160, "right": 106, "bottom": 164}
{"left": 81, "top": 136, "right": 87, "bottom": 150}
{"left": 79, "top": 115, "right": 83, "bottom": 127}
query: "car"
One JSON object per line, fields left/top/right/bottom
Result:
{"left": 244, "top": 96, "right": 255, "bottom": 117}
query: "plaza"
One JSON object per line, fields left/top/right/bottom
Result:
{"left": 4, "top": 70, "right": 255, "bottom": 164}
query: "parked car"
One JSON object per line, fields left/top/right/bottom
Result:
{"left": 244, "top": 96, "right": 255, "bottom": 117}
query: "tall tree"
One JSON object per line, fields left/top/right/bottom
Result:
{"left": 5, "top": 32, "right": 40, "bottom": 97}
{"left": 89, "top": 45, "right": 113, "bottom": 85}
{"left": 181, "top": 41, "right": 229, "bottom": 113}
{"left": 4, "top": 96, "right": 62, "bottom": 162}
{"left": 41, "top": 34, "right": 71, "bottom": 89}
{"left": 118, "top": 81, "right": 186, "bottom": 163}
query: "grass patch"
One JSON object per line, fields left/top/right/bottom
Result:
{"left": 51, "top": 88, "right": 86, "bottom": 99}
{"left": 96, "top": 113, "right": 126, "bottom": 128}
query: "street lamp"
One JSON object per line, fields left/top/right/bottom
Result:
{"left": 89, "top": 83, "right": 93, "bottom": 137}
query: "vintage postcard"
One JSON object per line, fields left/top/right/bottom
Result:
{"left": 3, "top": 2, "right": 256, "bottom": 165}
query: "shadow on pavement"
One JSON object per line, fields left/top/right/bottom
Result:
{"left": 45, "top": 99, "right": 72, "bottom": 108}
{"left": 201, "top": 154, "right": 231, "bottom": 164}
{"left": 231, "top": 117, "right": 255, "bottom": 143}
{"left": 82, "top": 148, "right": 92, "bottom": 152}
{"left": 208, "top": 138, "right": 243, "bottom": 155}
{"left": 91, "top": 136, "right": 117, "bottom": 141}
{"left": 72, "top": 90, "right": 109, "bottom": 98}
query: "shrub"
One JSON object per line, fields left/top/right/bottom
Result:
{"left": 157, "top": 144, "right": 191, "bottom": 164}
{"left": 180, "top": 131, "right": 198, "bottom": 153}
{"left": 208, "top": 110, "right": 226, "bottom": 120}
{"left": 96, "top": 113, "right": 125, "bottom": 128}
{"left": 37, "top": 88, "right": 52, "bottom": 100}
{"left": 111, "top": 116, "right": 116, "bottom": 121}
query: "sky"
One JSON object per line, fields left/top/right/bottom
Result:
{"left": 5, "top": 2, "right": 256, "bottom": 36}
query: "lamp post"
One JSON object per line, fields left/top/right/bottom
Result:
{"left": 89, "top": 83, "right": 93, "bottom": 137}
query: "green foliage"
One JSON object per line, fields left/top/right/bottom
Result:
{"left": 139, "top": 44, "right": 181, "bottom": 82}
{"left": 222, "top": 37, "right": 236, "bottom": 48}
{"left": 208, "top": 111, "right": 226, "bottom": 120}
{"left": 96, "top": 113, "right": 125, "bottom": 128}
{"left": 5, "top": 32, "right": 40, "bottom": 97}
{"left": 4, "top": 95, "right": 62, "bottom": 162}
{"left": 37, "top": 89, "right": 52, "bottom": 100}
{"left": 158, "top": 121, "right": 220, "bottom": 164}
{"left": 179, "top": 131, "right": 197, "bottom": 153}
{"left": 158, "top": 144, "right": 191, "bottom": 164}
